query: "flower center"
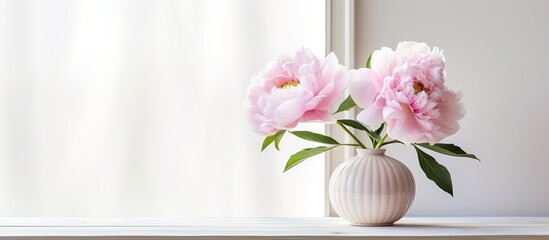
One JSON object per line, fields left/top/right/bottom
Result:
{"left": 413, "top": 81, "right": 425, "bottom": 95}
{"left": 280, "top": 79, "right": 300, "bottom": 89}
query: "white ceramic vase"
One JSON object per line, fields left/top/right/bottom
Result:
{"left": 329, "top": 149, "right": 415, "bottom": 226}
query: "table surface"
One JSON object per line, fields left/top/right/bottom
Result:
{"left": 0, "top": 217, "right": 548, "bottom": 239}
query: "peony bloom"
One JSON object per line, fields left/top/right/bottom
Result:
{"left": 350, "top": 42, "right": 465, "bottom": 144}
{"left": 245, "top": 48, "right": 348, "bottom": 136}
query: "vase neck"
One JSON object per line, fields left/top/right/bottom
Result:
{"left": 356, "top": 149, "right": 386, "bottom": 156}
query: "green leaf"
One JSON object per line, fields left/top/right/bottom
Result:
{"left": 414, "top": 146, "right": 454, "bottom": 196}
{"left": 261, "top": 130, "right": 286, "bottom": 151}
{"left": 283, "top": 146, "right": 337, "bottom": 172}
{"left": 379, "top": 139, "right": 403, "bottom": 147}
{"left": 261, "top": 135, "right": 275, "bottom": 151}
{"left": 365, "top": 52, "right": 373, "bottom": 68}
{"left": 337, "top": 119, "right": 368, "bottom": 131}
{"left": 290, "top": 131, "right": 339, "bottom": 145}
{"left": 374, "top": 123, "right": 385, "bottom": 136}
{"left": 333, "top": 95, "right": 356, "bottom": 114}
{"left": 371, "top": 123, "right": 385, "bottom": 146}
{"left": 417, "top": 143, "right": 479, "bottom": 161}
{"left": 337, "top": 119, "right": 380, "bottom": 140}
{"left": 273, "top": 130, "right": 286, "bottom": 151}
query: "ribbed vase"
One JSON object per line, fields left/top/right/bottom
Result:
{"left": 329, "top": 149, "right": 415, "bottom": 226}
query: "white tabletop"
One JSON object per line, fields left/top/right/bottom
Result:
{"left": 0, "top": 217, "right": 548, "bottom": 239}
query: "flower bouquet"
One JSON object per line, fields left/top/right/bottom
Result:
{"left": 245, "top": 42, "right": 478, "bottom": 226}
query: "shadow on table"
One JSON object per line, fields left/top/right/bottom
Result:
{"left": 392, "top": 223, "right": 479, "bottom": 230}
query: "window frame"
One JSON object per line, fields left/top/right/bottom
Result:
{"left": 324, "top": 0, "right": 356, "bottom": 217}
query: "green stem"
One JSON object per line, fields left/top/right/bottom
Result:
{"left": 338, "top": 143, "right": 360, "bottom": 146}
{"left": 336, "top": 122, "right": 367, "bottom": 149}
{"left": 375, "top": 133, "right": 388, "bottom": 149}
{"left": 379, "top": 140, "right": 400, "bottom": 147}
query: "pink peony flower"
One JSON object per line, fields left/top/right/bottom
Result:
{"left": 350, "top": 42, "right": 465, "bottom": 144}
{"left": 245, "top": 48, "right": 348, "bottom": 136}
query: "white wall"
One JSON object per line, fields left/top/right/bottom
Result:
{"left": 355, "top": 0, "right": 549, "bottom": 216}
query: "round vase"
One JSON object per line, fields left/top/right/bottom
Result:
{"left": 329, "top": 149, "right": 415, "bottom": 226}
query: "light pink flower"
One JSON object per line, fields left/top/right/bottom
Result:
{"left": 350, "top": 42, "right": 465, "bottom": 144}
{"left": 245, "top": 48, "right": 348, "bottom": 136}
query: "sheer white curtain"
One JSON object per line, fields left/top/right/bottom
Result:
{"left": 0, "top": 0, "right": 325, "bottom": 217}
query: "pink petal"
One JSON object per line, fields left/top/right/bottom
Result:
{"left": 356, "top": 105, "right": 384, "bottom": 129}
{"left": 300, "top": 110, "right": 335, "bottom": 123}
{"left": 394, "top": 41, "right": 430, "bottom": 63}
{"left": 321, "top": 52, "right": 338, "bottom": 71}
{"left": 384, "top": 103, "right": 430, "bottom": 145}
{"left": 370, "top": 47, "right": 396, "bottom": 78}
{"left": 316, "top": 54, "right": 348, "bottom": 110}
{"left": 273, "top": 97, "right": 306, "bottom": 127}
{"left": 349, "top": 68, "right": 381, "bottom": 108}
